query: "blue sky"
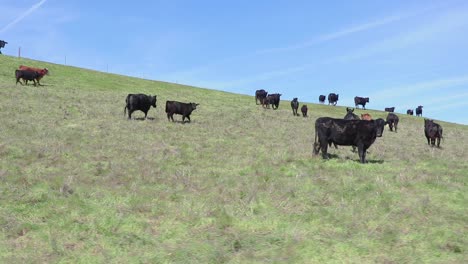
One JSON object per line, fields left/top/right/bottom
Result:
{"left": 1, "top": 0, "right": 468, "bottom": 124}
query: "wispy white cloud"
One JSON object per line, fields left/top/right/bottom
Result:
{"left": 0, "top": 0, "right": 48, "bottom": 34}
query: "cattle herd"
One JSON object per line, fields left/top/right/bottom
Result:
{"left": 256, "top": 90, "right": 443, "bottom": 163}
{"left": 11, "top": 65, "right": 443, "bottom": 163}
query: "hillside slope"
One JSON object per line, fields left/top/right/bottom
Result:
{"left": 0, "top": 55, "right": 467, "bottom": 263}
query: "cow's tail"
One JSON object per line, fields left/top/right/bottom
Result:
{"left": 124, "top": 95, "right": 129, "bottom": 117}
{"left": 165, "top": 101, "right": 169, "bottom": 113}
{"left": 313, "top": 121, "right": 320, "bottom": 155}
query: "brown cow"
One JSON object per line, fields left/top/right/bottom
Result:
{"left": 18, "top": 65, "right": 49, "bottom": 85}
{"left": 361, "top": 113, "right": 372, "bottom": 120}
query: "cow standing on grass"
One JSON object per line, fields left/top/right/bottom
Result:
{"left": 407, "top": 109, "right": 414, "bottom": 115}
{"left": 424, "top": 119, "right": 443, "bottom": 147}
{"left": 301, "top": 105, "right": 308, "bottom": 117}
{"left": 124, "top": 94, "right": 157, "bottom": 119}
{"left": 328, "top": 93, "right": 339, "bottom": 106}
{"left": 165, "top": 101, "right": 199, "bottom": 123}
{"left": 264, "top": 93, "right": 281, "bottom": 109}
{"left": 15, "top": 70, "right": 40, "bottom": 86}
{"left": 291, "top": 98, "right": 299, "bottom": 116}
{"left": 386, "top": 113, "right": 399, "bottom": 132}
{"left": 313, "top": 117, "right": 386, "bottom": 163}
{"left": 255, "top": 89, "right": 268, "bottom": 105}
{"left": 416, "top": 106, "right": 423, "bottom": 117}
{"left": 18, "top": 65, "right": 49, "bottom": 86}
{"left": 385, "top": 107, "right": 395, "bottom": 112}
{"left": 319, "top": 95, "right": 326, "bottom": 104}
{"left": 354, "top": 96, "right": 370, "bottom": 109}
{"left": 0, "top": 40, "right": 7, "bottom": 54}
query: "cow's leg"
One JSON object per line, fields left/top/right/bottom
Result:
{"left": 320, "top": 140, "right": 329, "bottom": 159}
{"left": 357, "top": 144, "right": 366, "bottom": 163}
{"left": 437, "top": 137, "right": 441, "bottom": 147}
{"left": 186, "top": 115, "right": 191, "bottom": 123}
{"left": 143, "top": 111, "right": 148, "bottom": 119}
{"left": 128, "top": 110, "right": 133, "bottom": 119}
{"left": 313, "top": 142, "right": 320, "bottom": 155}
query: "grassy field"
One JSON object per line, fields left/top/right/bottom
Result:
{"left": 0, "top": 55, "right": 467, "bottom": 263}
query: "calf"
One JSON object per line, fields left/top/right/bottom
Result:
{"left": 424, "top": 119, "right": 443, "bottom": 147}
{"left": 313, "top": 117, "right": 386, "bottom": 163}
{"left": 386, "top": 113, "right": 399, "bottom": 132}
{"left": 255, "top": 89, "right": 268, "bottom": 105}
{"left": 319, "top": 95, "right": 326, "bottom": 104}
{"left": 328, "top": 93, "right": 339, "bottom": 106}
{"left": 361, "top": 113, "right": 372, "bottom": 120}
{"left": 407, "top": 109, "right": 414, "bottom": 115}
{"left": 416, "top": 106, "right": 423, "bottom": 117}
{"left": 18, "top": 65, "right": 49, "bottom": 86}
{"left": 301, "top": 105, "right": 308, "bottom": 117}
{"left": 15, "top": 70, "right": 40, "bottom": 86}
{"left": 264, "top": 93, "right": 281, "bottom": 109}
{"left": 385, "top": 107, "right": 395, "bottom": 112}
{"left": 291, "top": 98, "right": 299, "bottom": 116}
{"left": 166, "top": 101, "right": 199, "bottom": 123}
{"left": 124, "top": 94, "right": 157, "bottom": 119}
{"left": 354, "top": 96, "right": 370, "bottom": 109}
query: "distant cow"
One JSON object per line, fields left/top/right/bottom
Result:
{"left": 361, "top": 113, "right": 372, "bottom": 120}
{"left": 124, "top": 94, "right": 157, "bottom": 119}
{"left": 291, "top": 98, "right": 299, "bottom": 116}
{"left": 328, "top": 93, "right": 339, "bottom": 106}
{"left": 424, "top": 119, "right": 443, "bottom": 147}
{"left": 319, "top": 95, "right": 326, "bottom": 103}
{"left": 386, "top": 113, "right": 399, "bottom": 132}
{"left": 15, "top": 70, "right": 40, "bottom": 86}
{"left": 344, "top": 107, "right": 359, "bottom": 120}
{"left": 18, "top": 65, "right": 49, "bottom": 86}
{"left": 407, "top": 109, "right": 414, "bottom": 115}
{"left": 255, "top": 89, "right": 268, "bottom": 105}
{"left": 354, "top": 96, "right": 370, "bottom": 109}
{"left": 416, "top": 106, "right": 423, "bottom": 117}
{"left": 264, "top": 93, "right": 281, "bottom": 109}
{"left": 165, "top": 101, "right": 199, "bottom": 123}
{"left": 385, "top": 107, "right": 395, "bottom": 112}
{"left": 0, "top": 40, "right": 7, "bottom": 54}
{"left": 301, "top": 105, "right": 308, "bottom": 117}
{"left": 313, "top": 117, "right": 386, "bottom": 163}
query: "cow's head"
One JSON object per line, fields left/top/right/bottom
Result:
{"left": 374, "top": 118, "right": 386, "bottom": 137}
{"left": 190, "top": 103, "right": 199, "bottom": 110}
{"left": 150, "top": 95, "right": 157, "bottom": 107}
{"left": 346, "top": 107, "right": 354, "bottom": 113}
{"left": 293, "top": 97, "right": 298, "bottom": 102}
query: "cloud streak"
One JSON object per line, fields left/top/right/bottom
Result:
{"left": 0, "top": 0, "right": 48, "bottom": 34}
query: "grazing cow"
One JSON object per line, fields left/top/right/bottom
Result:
{"left": 407, "top": 109, "right": 414, "bottom": 115}
{"left": 0, "top": 40, "right": 7, "bottom": 54}
{"left": 15, "top": 70, "right": 40, "bottom": 86}
{"left": 301, "top": 105, "right": 308, "bottom": 117}
{"left": 424, "top": 119, "right": 443, "bottom": 147}
{"left": 124, "top": 94, "right": 157, "bottom": 119}
{"left": 319, "top": 95, "right": 326, "bottom": 103}
{"left": 328, "top": 93, "right": 339, "bottom": 106}
{"left": 354, "top": 96, "right": 370, "bottom": 109}
{"left": 385, "top": 107, "right": 395, "bottom": 112}
{"left": 18, "top": 65, "right": 49, "bottom": 86}
{"left": 264, "top": 93, "right": 281, "bottom": 109}
{"left": 313, "top": 117, "right": 386, "bottom": 163}
{"left": 255, "top": 89, "right": 268, "bottom": 105}
{"left": 361, "top": 113, "right": 372, "bottom": 120}
{"left": 165, "top": 101, "right": 199, "bottom": 123}
{"left": 386, "top": 113, "right": 399, "bottom": 132}
{"left": 416, "top": 106, "right": 423, "bottom": 117}
{"left": 291, "top": 98, "right": 299, "bottom": 116}
{"left": 344, "top": 107, "right": 359, "bottom": 120}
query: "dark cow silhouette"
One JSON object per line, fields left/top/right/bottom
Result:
{"left": 124, "top": 94, "right": 157, "bottom": 119}
{"left": 313, "top": 117, "right": 386, "bottom": 163}
{"left": 407, "top": 109, "right": 414, "bottom": 115}
{"left": 385, "top": 107, "right": 395, "bottom": 112}
{"left": 290, "top": 98, "right": 299, "bottom": 116}
{"left": 18, "top": 65, "right": 49, "bottom": 86}
{"left": 361, "top": 113, "right": 372, "bottom": 120}
{"left": 0, "top": 40, "right": 6, "bottom": 54}
{"left": 386, "top": 113, "right": 399, "bottom": 132}
{"left": 328, "top": 93, "right": 339, "bottom": 106}
{"left": 344, "top": 107, "right": 359, "bottom": 120}
{"left": 166, "top": 101, "right": 199, "bottom": 123}
{"left": 264, "top": 93, "right": 281, "bottom": 109}
{"left": 301, "top": 105, "right": 308, "bottom": 117}
{"left": 424, "top": 119, "right": 443, "bottom": 147}
{"left": 255, "top": 89, "right": 268, "bottom": 105}
{"left": 416, "top": 106, "right": 423, "bottom": 117}
{"left": 319, "top": 95, "right": 326, "bottom": 103}
{"left": 15, "top": 70, "right": 40, "bottom": 86}
{"left": 354, "top": 96, "right": 369, "bottom": 109}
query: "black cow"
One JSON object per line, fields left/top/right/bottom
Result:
{"left": 328, "top": 93, "right": 339, "bottom": 106}
{"left": 319, "top": 95, "right": 326, "bottom": 104}
{"left": 407, "top": 109, "right": 414, "bottom": 115}
{"left": 166, "top": 101, "right": 199, "bottom": 123}
{"left": 416, "top": 106, "right": 423, "bottom": 117}
{"left": 0, "top": 40, "right": 7, "bottom": 54}
{"left": 255, "top": 89, "right": 268, "bottom": 105}
{"left": 291, "top": 98, "right": 299, "bottom": 116}
{"left": 354, "top": 96, "right": 370, "bottom": 109}
{"left": 385, "top": 107, "right": 395, "bottom": 112}
{"left": 264, "top": 93, "right": 281, "bottom": 109}
{"left": 124, "top": 94, "right": 157, "bottom": 119}
{"left": 313, "top": 117, "right": 386, "bottom": 163}
{"left": 15, "top": 70, "right": 40, "bottom": 86}
{"left": 344, "top": 107, "right": 359, "bottom": 120}
{"left": 386, "top": 113, "right": 399, "bottom": 132}
{"left": 424, "top": 119, "right": 443, "bottom": 147}
{"left": 301, "top": 105, "right": 308, "bottom": 117}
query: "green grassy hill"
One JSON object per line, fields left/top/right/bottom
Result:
{"left": 1, "top": 55, "right": 466, "bottom": 263}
